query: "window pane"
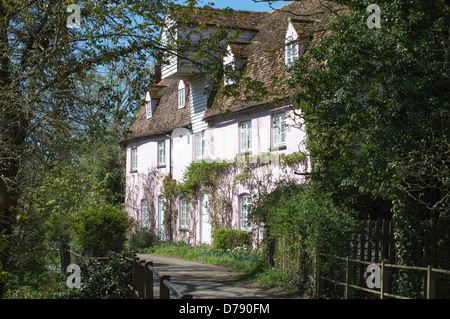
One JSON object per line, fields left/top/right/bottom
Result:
{"left": 196, "top": 131, "right": 205, "bottom": 158}
{"left": 142, "top": 200, "right": 149, "bottom": 228}
{"left": 180, "top": 198, "right": 188, "bottom": 228}
{"left": 240, "top": 194, "right": 251, "bottom": 229}
{"left": 131, "top": 147, "right": 137, "bottom": 170}
{"left": 159, "top": 141, "right": 165, "bottom": 165}
{"left": 273, "top": 113, "right": 286, "bottom": 146}
{"left": 178, "top": 88, "right": 185, "bottom": 108}
{"left": 240, "top": 121, "right": 251, "bottom": 152}
{"left": 146, "top": 101, "right": 152, "bottom": 119}
{"left": 281, "top": 122, "right": 286, "bottom": 144}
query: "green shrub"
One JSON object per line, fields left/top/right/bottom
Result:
{"left": 74, "top": 203, "right": 130, "bottom": 257}
{"left": 128, "top": 230, "right": 157, "bottom": 251}
{"left": 5, "top": 270, "right": 68, "bottom": 299}
{"left": 55, "top": 252, "right": 133, "bottom": 299}
{"left": 213, "top": 227, "right": 252, "bottom": 251}
{"left": 251, "top": 181, "right": 357, "bottom": 295}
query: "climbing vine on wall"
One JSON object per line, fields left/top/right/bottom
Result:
{"left": 174, "top": 151, "right": 308, "bottom": 235}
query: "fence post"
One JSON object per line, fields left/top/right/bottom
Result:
{"left": 160, "top": 275, "right": 170, "bottom": 299}
{"left": 132, "top": 258, "right": 139, "bottom": 299}
{"left": 139, "top": 260, "right": 146, "bottom": 298}
{"left": 374, "top": 221, "right": 380, "bottom": 263}
{"left": 426, "top": 266, "right": 436, "bottom": 299}
{"left": 388, "top": 221, "right": 395, "bottom": 264}
{"left": 145, "top": 261, "right": 154, "bottom": 299}
{"left": 380, "top": 261, "right": 386, "bottom": 299}
{"left": 345, "top": 256, "right": 353, "bottom": 299}
{"left": 367, "top": 221, "right": 373, "bottom": 262}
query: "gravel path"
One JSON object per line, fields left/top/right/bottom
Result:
{"left": 136, "top": 253, "right": 302, "bottom": 299}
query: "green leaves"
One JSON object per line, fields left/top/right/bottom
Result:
{"left": 289, "top": 0, "right": 449, "bottom": 215}
{"left": 285, "top": 1, "right": 450, "bottom": 294}
{"left": 73, "top": 202, "right": 130, "bottom": 257}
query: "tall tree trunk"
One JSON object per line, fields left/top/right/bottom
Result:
{"left": 0, "top": 5, "right": 29, "bottom": 298}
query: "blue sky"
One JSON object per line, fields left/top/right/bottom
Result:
{"left": 180, "top": 0, "right": 291, "bottom": 11}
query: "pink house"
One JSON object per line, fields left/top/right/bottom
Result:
{"left": 122, "top": 2, "right": 319, "bottom": 245}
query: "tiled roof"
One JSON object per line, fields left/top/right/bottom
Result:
{"left": 122, "top": 1, "right": 335, "bottom": 144}
{"left": 204, "top": 1, "right": 330, "bottom": 120}
{"left": 169, "top": 5, "right": 269, "bottom": 31}
{"left": 121, "top": 78, "right": 191, "bottom": 143}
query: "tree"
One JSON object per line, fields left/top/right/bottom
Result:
{"left": 73, "top": 202, "right": 130, "bottom": 257}
{"left": 1, "top": 0, "right": 234, "bottom": 298}
{"left": 287, "top": 0, "right": 449, "bottom": 296}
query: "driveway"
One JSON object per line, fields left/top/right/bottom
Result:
{"left": 136, "top": 253, "right": 301, "bottom": 299}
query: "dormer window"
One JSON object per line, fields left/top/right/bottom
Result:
{"left": 223, "top": 44, "right": 247, "bottom": 86}
{"left": 178, "top": 80, "right": 186, "bottom": 109}
{"left": 145, "top": 91, "right": 152, "bottom": 119}
{"left": 285, "top": 19, "right": 311, "bottom": 65}
{"left": 286, "top": 41, "right": 298, "bottom": 65}
{"left": 224, "top": 61, "right": 235, "bottom": 86}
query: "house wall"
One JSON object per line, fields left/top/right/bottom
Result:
{"left": 190, "top": 74, "right": 209, "bottom": 134}
{"left": 125, "top": 101, "right": 308, "bottom": 245}
{"left": 205, "top": 105, "right": 308, "bottom": 237}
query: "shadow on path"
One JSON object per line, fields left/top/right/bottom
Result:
{"left": 137, "top": 254, "right": 302, "bottom": 299}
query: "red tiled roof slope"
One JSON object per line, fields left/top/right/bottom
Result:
{"left": 204, "top": 0, "right": 336, "bottom": 120}
{"left": 122, "top": 1, "right": 338, "bottom": 143}
{"left": 169, "top": 5, "right": 270, "bottom": 31}
{"left": 122, "top": 78, "right": 191, "bottom": 143}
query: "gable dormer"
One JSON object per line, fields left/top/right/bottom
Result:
{"left": 160, "top": 6, "right": 265, "bottom": 80}
{"left": 145, "top": 91, "right": 152, "bottom": 119}
{"left": 285, "top": 18, "right": 315, "bottom": 65}
{"left": 178, "top": 80, "right": 190, "bottom": 109}
{"left": 145, "top": 84, "right": 169, "bottom": 119}
{"left": 223, "top": 42, "right": 248, "bottom": 86}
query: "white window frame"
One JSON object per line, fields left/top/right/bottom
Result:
{"left": 178, "top": 81, "right": 186, "bottom": 109}
{"left": 272, "top": 113, "right": 286, "bottom": 147}
{"left": 145, "top": 91, "right": 152, "bottom": 119}
{"left": 141, "top": 199, "right": 149, "bottom": 228}
{"left": 180, "top": 197, "right": 189, "bottom": 229}
{"left": 195, "top": 130, "right": 206, "bottom": 159}
{"left": 224, "top": 61, "right": 235, "bottom": 86}
{"left": 131, "top": 147, "right": 138, "bottom": 171}
{"left": 158, "top": 140, "right": 166, "bottom": 167}
{"left": 240, "top": 194, "right": 251, "bottom": 230}
{"left": 286, "top": 41, "right": 298, "bottom": 65}
{"left": 239, "top": 120, "right": 252, "bottom": 153}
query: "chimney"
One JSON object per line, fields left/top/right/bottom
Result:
{"left": 152, "top": 61, "right": 162, "bottom": 84}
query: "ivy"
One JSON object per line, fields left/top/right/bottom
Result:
{"left": 161, "top": 175, "right": 179, "bottom": 241}
{"left": 176, "top": 160, "right": 232, "bottom": 198}
{"left": 169, "top": 152, "right": 307, "bottom": 232}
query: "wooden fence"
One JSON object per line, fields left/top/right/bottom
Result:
{"left": 315, "top": 219, "right": 450, "bottom": 299}
{"left": 125, "top": 257, "right": 193, "bottom": 299}
{"left": 350, "top": 219, "right": 449, "bottom": 266}
{"left": 349, "top": 220, "right": 395, "bottom": 264}
{"left": 315, "top": 253, "right": 450, "bottom": 299}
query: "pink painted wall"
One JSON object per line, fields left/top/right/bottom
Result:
{"left": 125, "top": 104, "right": 308, "bottom": 245}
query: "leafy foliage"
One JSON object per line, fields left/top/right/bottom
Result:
{"left": 55, "top": 252, "right": 133, "bottom": 299}
{"left": 128, "top": 230, "right": 158, "bottom": 252}
{"left": 4, "top": 270, "right": 68, "bottom": 299}
{"left": 286, "top": 0, "right": 449, "bottom": 296}
{"left": 73, "top": 203, "right": 131, "bottom": 257}
{"left": 251, "top": 181, "right": 357, "bottom": 295}
{"left": 212, "top": 227, "right": 252, "bottom": 251}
